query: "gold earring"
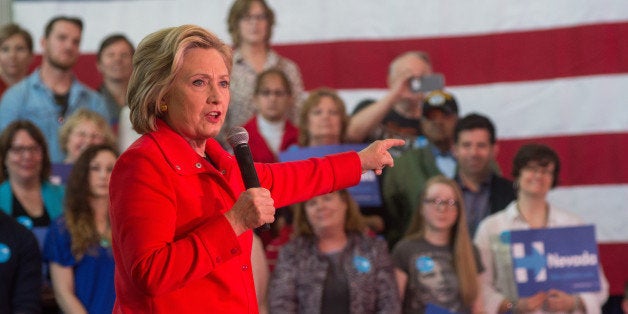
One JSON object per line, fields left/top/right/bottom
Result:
{"left": 160, "top": 103, "right": 168, "bottom": 112}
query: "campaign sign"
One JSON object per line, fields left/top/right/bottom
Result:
{"left": 279, "top": 144, "right": 382, "bottom": 207}
{"left": 425, "top": 303, "right": 457, "bottom": 314}
{"left": 506, "top": 225, "right": 600, "bottom": 297}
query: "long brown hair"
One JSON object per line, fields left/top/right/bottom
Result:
{"left": 404, "top": 175, "right": 479, "bottom": 308}
{"left": 297, "top": 87, "right": 348, "bottom": 146}
{"left": 65, "top": 144, "right": 118, "bottom": 259}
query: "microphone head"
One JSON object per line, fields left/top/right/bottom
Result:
{"left": 227, "top": 126, "right": 249, "bottom": 148}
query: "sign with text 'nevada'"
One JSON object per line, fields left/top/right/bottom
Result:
{"left": 508, "top": 225, "right": 600, "bottom": 297}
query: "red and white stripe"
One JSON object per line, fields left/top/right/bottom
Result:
{"left": 14, "top": 0, "right": 628, "bottom": 294}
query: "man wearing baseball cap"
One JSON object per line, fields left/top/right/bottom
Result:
{"left": 383, "top": 90, "right": 460, "bottom": 246}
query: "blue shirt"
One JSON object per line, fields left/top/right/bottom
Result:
{"left": 0, "top": 69, "right": 110, "bottom": 163}
{"left": 44, "top": 217, "right": 115, "bottom": 314}
{"left": 430, "top": 144, "right": 457, "bottom": 179}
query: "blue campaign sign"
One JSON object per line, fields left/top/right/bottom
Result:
{"left": 279, "top": 144, "right": 382, "bottom": 207}
{"left": 506, "top": 225, "right": 600, "bottom": 297}
{"left": 425, "top": 303, "right": 457, "bottom": 314}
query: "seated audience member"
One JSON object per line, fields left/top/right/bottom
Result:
{"left": 453, "top": 113, "right": 515, "bottom": 237}
{"left": 269, "top": 190, "right": 400, "bottom": 314}
{"left": 225, "top": 0, "right": 304, "bottom": 134}
{"left": 96, "top": 33, "right": 135, "bottom": 127}
{"left": 0, "top": 23, "right": 34, "bottom": 97}
{"left": 243, "top": 68, "right": 298, "bottom": 163}
{"left": 392, "top": 175, "right": 483, "bottom": 314}
{"left": 0, "top": 210, "right": 42, "bottom": 314}
{"left": 347, "top": 51, "right": 433, "bottom": 156}
{"left": 474, "top": 143, "right": 609, "bottom": 313}
{"left": 52, "top": 108, "right": 116, "bottom": 184}
{"left": 0, "top": 120, "right": 65, "bottom": 312}
{"left": 44, "top": 144, "right": 118, "bottom": 314}
{"left": 0, "top": 16, "right": 109, "bottom": 163}
{"left": 383, "top": 89, "right": 459, "bottom": 246}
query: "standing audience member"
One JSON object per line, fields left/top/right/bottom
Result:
{"left": 44, "top": 144, "right": 118, "bottom": 314}
{"left": 383, "top": 90, "right": 459, "bottom": 246}
{"left": 0, "top": 120, "right": 65, "bottom": 248}
{"left": 347, "top": 51, "right": 432, "bottom": 157}
{"left": 243, "top": 68, "right": 298, "bottom": 163}
{"left": 96, "top": 34, "right": 134, "bottom": 127}
{"left": 52, "top": 108, "right": 116, "bottom": 184}
{"left": 265, "top": 88, "right": 386, "bottom": 270}
{"left": 108, "top": 24, "right": 402, "bottom": 312}
{"left": 453, "top": 113, "right": 515, "bottom": 237}
{"left": 0, "top": 23, "right": 33, "bottom": 97}
{"left": 0, "top": 16, "right": 109, "bottom": 163}
{"left": 225, "top": 0, "right": 304, "bottom": 132}
{"left": 474, "top": 143, "right": 609, "bottom": 313}
{"left": 392, "top": 175, "right": 483, "bottom": 314}
{"left": 269, "top": 190, "right": 401, "bottom": 314}
{"left": 0, "top": 210, "right": 42, "bottom": 314}
{"left": 0, "top": 120, "right": 65, "bottom": 312}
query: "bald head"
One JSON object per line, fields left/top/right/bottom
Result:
{"left": 388, "top": 51, "right": 432, "bottom": 85}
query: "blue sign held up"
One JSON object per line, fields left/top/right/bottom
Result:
{"left": 508, "top": 225, "right": 601, "bottom": 297}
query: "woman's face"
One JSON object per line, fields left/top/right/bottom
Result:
{"left": 4, "top": 130, "right": 42, "bottom": 182}
{"left": 65, "top": 119, "right": 105, "bottom": 163}
{"left": 163, "top": 48, "right": 230, "bottom": 142}
{"left": 238, "top": 1, "right": 269, "bottom": 46}
{"left": 97, "top": 39, "right": 134, "bottom": 83}
{"left": 307, "top": 96, "right": 343, "bottom": 144}
{"left": 88, "top": 150, "right": 117, "bottom": 199}
{"left": 422, "top": 183, "right": 459, "bottom": 233}
{"left": 0, "top": 34, "right": 33, "bottom": 79}
{"left": 253, "top": 73, "right": 292, "bottom": 122}
{"left": 304, "top": 191, "right": 347, "bottom": 234}
{"left": 517, "top": 161, "right": 555, "bottom": 198}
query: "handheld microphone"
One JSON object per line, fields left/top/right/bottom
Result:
{"left": 227, "top": 127, "right": 270, "bottom": 231}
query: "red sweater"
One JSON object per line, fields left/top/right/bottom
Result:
{"left": 109, "top": 119, "right": 361, "bottom": 313}
{"left": 242, "top": 116, "right": 298, "bottom": 163}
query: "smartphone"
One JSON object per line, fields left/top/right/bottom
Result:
{"left": 408, "top": 73, "right": 445, "bottom": 93}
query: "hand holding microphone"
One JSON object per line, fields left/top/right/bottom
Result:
{"left": 226, "top": 127, "right": 274, "bottom": 234}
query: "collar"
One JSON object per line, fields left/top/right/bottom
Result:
{"left": 149, "top": 119, "right": 236, "bottom": 176}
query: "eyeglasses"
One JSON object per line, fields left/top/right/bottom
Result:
{"left": 242, "top": 14, "right": 268, "bottom": 22}
{"left": 9, "top": 145, "right": 42, "bottom": 156}
{"left": 423, "top": 198, "right": 458, "bottom": 211}
{"left": 257, "top": 89, "right": 289, "bottom": 98}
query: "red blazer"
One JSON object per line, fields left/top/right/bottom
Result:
{"left": 109, "top": 119, "right": 361, "bottom": 313}
{"left": 242, "top": 116, "right": 298, "bottom": 163}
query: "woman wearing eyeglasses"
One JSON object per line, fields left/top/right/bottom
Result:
{"left": 0, "top": 120, "right": 65, "bottom": 311}
{"left": 391, "top": 175, "right": 484, "bottom": 314}
{"left": 225, "top": 0, "right": 304, "bottom": 134}
{"left": 474, "top": 144, "right": 609, "bottom": 313}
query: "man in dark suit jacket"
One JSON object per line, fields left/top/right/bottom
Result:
{"left": 453, "top": 113, "right": 516, "bottom": 236}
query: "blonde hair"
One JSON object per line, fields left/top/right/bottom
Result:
{"left": 297, "top": 87, "right": 348, "bottom": 146}
{"left": 293, "top": 189, "right": 365, "bottom": 237}
{"left": 404, "top": 175, "right": 479, "bottom": 308}
{"left": 127, "top": 25, "right": 233, "bottom": 134}
{"left": 58, "top": 108, "right": 116, "bottom": 154}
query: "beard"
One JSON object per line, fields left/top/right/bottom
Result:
{"left": 46, "top": 53, "right": 77, "bottom": 71}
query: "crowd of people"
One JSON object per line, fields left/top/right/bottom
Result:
{"left": 0, "top": 0, "right": 616, "bottom": 313}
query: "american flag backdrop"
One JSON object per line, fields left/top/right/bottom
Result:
{"left": 13, "top": 0, "right": 628, "bottom": 295}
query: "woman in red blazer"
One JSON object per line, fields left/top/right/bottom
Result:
{"left": 109, "top": 24, "right": 403, "bottom": 313}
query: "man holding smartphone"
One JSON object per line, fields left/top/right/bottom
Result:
{"left": 346, "top": 51, "right": 443, "bottom": 157}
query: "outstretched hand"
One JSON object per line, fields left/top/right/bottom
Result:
{"left": 358, "top": 139, "right": 405, "bottom": 175}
